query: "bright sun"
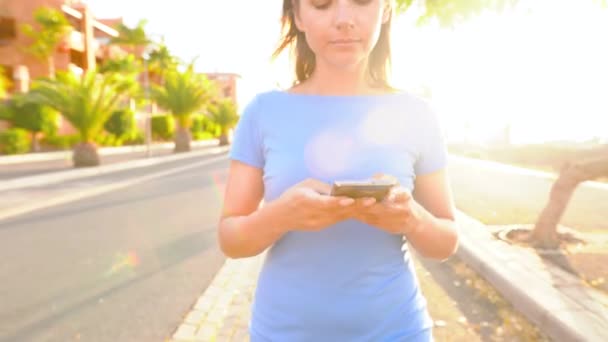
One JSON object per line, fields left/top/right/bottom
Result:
{"left": 390, "top": 0, "right": 608, "bottom": 145}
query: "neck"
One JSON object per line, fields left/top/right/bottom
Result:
{"left": 297, "top": 59, "right": 380, "bottom": 95}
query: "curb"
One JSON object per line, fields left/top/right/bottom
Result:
{"left": 455, "top": 211, "right": 608, "bottom": 342}
{"left": 449, "top": 155, "right": 608, "bottom": 191}
{"left": 0, "top": 145, "right": 230, "bottom": 193}
{"left": 0, "top": 139, "right": 220, "bottom": 165}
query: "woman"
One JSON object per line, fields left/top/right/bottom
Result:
{"left": 218, "top": 0, "right": 459, "bottom": 340}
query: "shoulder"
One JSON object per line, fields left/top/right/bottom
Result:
{"left": 245, "top": 90, "right": 287, "bottom": 108}
{"left": 390, "top": 90, "right": 434, "bottom": 113}
{"left": 377, "top": 90, "right": 438, "bottom": 126}
{"left": 240, "top": 90, "right": 288, "bottom": 117}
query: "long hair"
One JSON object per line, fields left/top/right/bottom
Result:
{"left": 273, "top": 0, "right": 394, "bottom": 89}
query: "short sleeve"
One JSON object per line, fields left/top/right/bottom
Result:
{"left": 229, "top": 95, "right": 264, "bottom": 169}
{"left": 414, "top": 103, "right": 448, "bottom": 175}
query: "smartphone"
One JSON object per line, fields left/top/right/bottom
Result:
{"left": 330, "top": 179, "right": 396, "bottom": 202}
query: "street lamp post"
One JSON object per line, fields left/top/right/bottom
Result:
{"left": 143, "top": 50, "right": 152, "bottom": 158}
{"left": 141, "top": 35, "right": 163, "bottom": 158}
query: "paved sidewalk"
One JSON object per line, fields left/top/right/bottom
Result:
{"left": 456, "top": 212, "right": 608, "bottom": 341}
{"left": 0, "top": 140, "right": 220, "bottom": 182}
{"left": 170, "top": 211, "right": 608, "bottom": 342}
{"left": 0, "top": 139, "right": 219, "bottom": 165}
{"left": 170, "top": 253, "right": 265, "bottom": 342}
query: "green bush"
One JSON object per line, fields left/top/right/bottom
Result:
{"left": 151, "top": 114, "right": 175, "bottom": 140}
{"left": 0, "top": 94, "right": 59, "bottom": 138}
{"left": 123, "top": 130, "right": 145, "bottom": 145}
{"left": 191, "top": 114, "right": 219, "bottom": 140}
{"left": 192, "top": 131, "right": 215, "bottom": 141}
{"left": 0, "top": 128, "right": 30, "bottom": 155}
{"left": 104, "top": 108, "right": 137, "bottom": 139}
{"left": 190, "top": 115, "right": 206, "bottom": 134}
{"left": 94, "top": 133, "right": 123, "bottom": 147}
{"left": 40, "top": 134, "right": 80, "bottom": 150}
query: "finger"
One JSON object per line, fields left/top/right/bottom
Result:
{"left": 337, "top": 196, "right": 355, "bottom": 207}
{"left": 353, "top": 197, "right": 376, "bottom": 208}
{"left": 386, "top": 187, "right": 411, "bottom": 203}
{"left": 372, "top": 173, "right": 398, "bottom": 183}
{"left": 316, "top": 194, "right": 351, "bottom": 208}
{"left": 361, "top": 197, "right": 377, "bottom": 207}
{"left": 396, "top": 187, "right": 412, "bottom": 203}
{"left": 302, "top": 178, "right": 332, "bottom": 195}
{"left": 393, "top": 190, "right": 411, "bottom": 203}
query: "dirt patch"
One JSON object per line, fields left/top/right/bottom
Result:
{"left": 492, "top": 224, "right": 608, "bottom": 295}
{"left": 414, "top": 254, "right": 549, "bottom": 341}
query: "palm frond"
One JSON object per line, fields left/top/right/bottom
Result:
{"left": 30, "top": 70, "right": 133, "bottom": 142}
{"left": 207, "top": 98, "right": 239, "bottom": 133}
{"left": 151, "top": 68, "right": 215, "bottom": 122}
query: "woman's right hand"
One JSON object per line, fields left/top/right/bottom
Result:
{"left": 275, "top": 178, "right": 356, "bottom": 232}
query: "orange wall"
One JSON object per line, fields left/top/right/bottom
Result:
{"left": 0, "top": 0, "right": 73, "bottom": 81}
{"left": 206, "top": 73, "right": 239, "bottom": 104}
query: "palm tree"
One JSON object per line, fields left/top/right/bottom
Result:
{"left": 207, "top": 98, "right": 239, "bottom": 146}
{"left": 99, "top": 54, "right": 142, "bottom": 109}
{"left": 21, "top": 7, "right": 72, "bottom": 78}
{"left": 151, "top": 66, "right": 214, "bottom": 152}
{"left": 99, "top": 54, "right": 142, "bottom": 76}
{"left": 30, "top": 70, "right": 136, "bottom": 167}
{"left": 109, "top": 19, "right": 151, "bottom": 55}
{"left": 147, "top": 39, "right": 179, "bottom": 85}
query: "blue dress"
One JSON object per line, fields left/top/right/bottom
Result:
{"left": 229, "top": 90, "right": 447, "bottom": 341}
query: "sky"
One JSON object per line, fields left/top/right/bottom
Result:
{"left": 86, "top": 0, "right": 608, "bottom": 144}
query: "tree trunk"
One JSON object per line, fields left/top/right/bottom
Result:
{"left": 218, "top": 134, "right": 229, "bottom": 146}
{"left": 174, "top": 126, "right": 191, "bottom": 153}
{"left": 31, "top": 131, "right": 39, "bottom": 152}
{"left": 531, "top": 156, "right": 608, "bottom": 248}
{"left": 48, "top": 56, "right": 55, "bottom": 79}
{"left": 72, "top": 142, "right": 100, "bottom": 167}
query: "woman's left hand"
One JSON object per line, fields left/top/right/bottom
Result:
{"left": 352, "top": 180, "right": 427, "bottom": 236}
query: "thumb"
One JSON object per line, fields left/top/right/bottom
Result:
{"left": 372, "top": 173, "right": 398, "bottom": 183}
{"left": 388, "top": 187, "right": 411, "bottom": 203}
{"left": 301, "top": 178, "right": 332, "bottom": 195}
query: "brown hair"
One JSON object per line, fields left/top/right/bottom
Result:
{"left": 273, "top": 0, "right": 394, "bottom": 89}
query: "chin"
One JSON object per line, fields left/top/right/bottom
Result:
{"left": 326, "top": 56, "right": 367, "bottom": 71}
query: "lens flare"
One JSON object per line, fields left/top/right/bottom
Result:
{"left": 105, "top": 251, "right": 140, "bottom": 277}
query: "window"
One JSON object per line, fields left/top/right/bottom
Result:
{"left": 0, "top": 17, "right": 17, "bottom": 43}
{"left": 1, "top": 64, "right": 13, "bottom": 79}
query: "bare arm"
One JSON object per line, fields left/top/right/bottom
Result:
{"left": 409, "top": 168, "right": 459, "bottom": 260}
{"left": 217, "top": 160, "right": 288, "bottom": 259}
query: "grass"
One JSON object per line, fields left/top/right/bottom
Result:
{"left": 448, "top": 142, "right": 608, "bottom": 183}
{"left": 451, "top": 144, "right": 608, "bottom": 293}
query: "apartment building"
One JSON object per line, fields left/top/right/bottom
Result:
{"left": 0, "top": 0, "right": 122, "bottom": 93}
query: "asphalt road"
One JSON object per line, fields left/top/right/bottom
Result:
{"left": 0, "top": 157, "right": 230, "bottom": 342}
